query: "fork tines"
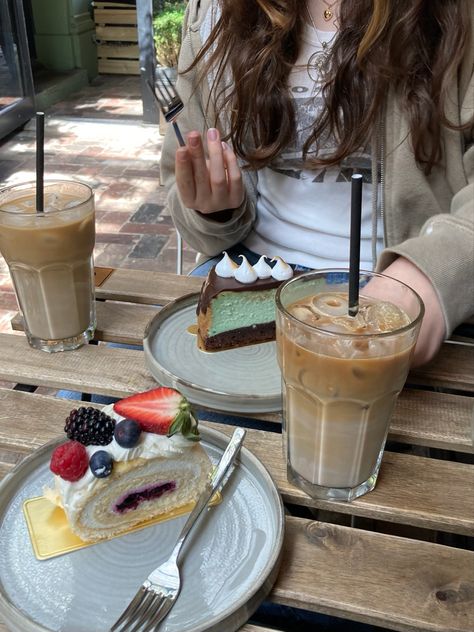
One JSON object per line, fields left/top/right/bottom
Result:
{"left": 110, "top": 582, "right": 170, "bottom": 632}
{"left": 153, "top": 69, "right": 184, "bottom": 123}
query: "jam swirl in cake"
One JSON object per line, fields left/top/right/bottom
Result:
{"left": 45, "top": 388, "right": 212, "bottom": 541}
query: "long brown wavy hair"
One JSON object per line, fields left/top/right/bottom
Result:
{"left": 189, "top": 0, "right": 472, "bottom": 174}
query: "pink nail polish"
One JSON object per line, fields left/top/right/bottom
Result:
{"left": 208, "top": 128, "right": 218, "bottom": 141}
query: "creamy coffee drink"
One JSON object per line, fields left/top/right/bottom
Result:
{"left": 0, "top": 181, "right": 96, "bottom": 352}
{"left": 276, "top": 271, "right": 423, "bottom": 501}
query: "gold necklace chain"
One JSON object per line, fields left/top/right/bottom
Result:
{"left": 306, "top": 2, "right": 336, "bottom": 79}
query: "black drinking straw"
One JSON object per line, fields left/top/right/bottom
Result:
{"left": 348, "top": 173, "right": 363, "bottom": 316}
{"left": 36, "top": 112, "right": 45, "bottom": 213}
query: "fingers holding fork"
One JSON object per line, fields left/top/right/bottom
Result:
{"left": 176, "top": 128, "right": 244, "bottom": 214}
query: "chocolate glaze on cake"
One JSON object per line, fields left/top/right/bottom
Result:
{"left": 196, "top": 267, "right": 282, "bottom": 315}
{"left": 196, "top": 265, "right": 300, "bottom": 352}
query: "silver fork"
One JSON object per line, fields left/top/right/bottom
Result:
{"left": 148, "top": 68, "right": 185, "bottom": 148}
{"left": 146, "top": 68, "right": 185, "bottom": 274}
{"left": 109, "top": 427, "right": 246, "bottom": 632}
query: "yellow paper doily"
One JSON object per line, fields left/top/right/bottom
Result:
{"left": 23, "top": 492, "right": 221, "bottom": 561}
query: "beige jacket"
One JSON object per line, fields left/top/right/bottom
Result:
{"left": 160, "top": 0, "right": 474, "bottom": 335}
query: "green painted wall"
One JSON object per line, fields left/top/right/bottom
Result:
{"left": 31, "top": 0, "right": 97, "bottom": 79}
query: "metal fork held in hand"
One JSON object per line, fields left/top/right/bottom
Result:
{"left": 110, "top": 427, "right": 246, "bottom": 632}
{"left": 148, "top": 68, "right": 185, "bottom": 147}
{"left": 145, "top": 67, "right": 185, "bottom": 274}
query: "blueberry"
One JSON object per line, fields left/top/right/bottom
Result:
{"left": 89, "top": 450, "right": 113, "bottom": 478}
{"left": 114, "top": 419, "right": 141, "bottom": 448}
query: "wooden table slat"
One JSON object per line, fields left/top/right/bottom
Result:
{"left": 274, "top": 516, "right": 474, "bottom": 632}
{"left": 96, "top": 268, "right": 202, "bottom": 305}
{"left": 1, "top": 389, "right": 472, "bottom": 536}
{"left": 1, "top": 334, "right": 472, "bottom": 453}
{"left": 1, "top": 415, "right": 473, "bottom": 632}
{"left": 2, "top": 269, "right": 474, "bottom": 632}
{"left": 9, "top": 269, "right": 474, "bottom": 392}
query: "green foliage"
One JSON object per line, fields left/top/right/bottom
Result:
{"left": 153, "top": 1, "right": 185, "bottom": 11}
{"left": 153, "top": 2, "right": 186, "bottom": 67}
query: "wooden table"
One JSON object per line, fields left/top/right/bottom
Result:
{"left": 0, "top": 269, "right": 473, "bottom": 632}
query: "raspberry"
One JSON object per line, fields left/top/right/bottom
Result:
{"left": 50, "top": 441, "right": 89, "bottom": 482}
{"left": 64, "top": 407, "right": 115, "bottom": 446}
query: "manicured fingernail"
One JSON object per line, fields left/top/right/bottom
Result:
{"left": 188, "top": 134, "right": 200, "bottom": 147}
{"left": 221, "top": 141, "right": 229, "bottom": 151}
{"left": 207, "top": 128, "right": 218, "bottom": 141}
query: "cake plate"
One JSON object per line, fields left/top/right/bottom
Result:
{"left": 0, "top": 426, "right": 284, "bottom": 632}
{"left": 143, "top": 293, "right": 283, "bottom": 413}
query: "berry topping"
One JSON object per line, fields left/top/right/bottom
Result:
{"left": 64, "top": 407, "right": 115, "bottom": 446}
{"left": 50, "top": 441, "right": 89, "bottom": 482}
{"left": 114, "top": 419, "right": 141, "bottom": 448}
{"left": 89, "top": 450, "right": 114, "bottom": 478}
{"left": 113, "top": 387, "right": 200, "bottom": 441}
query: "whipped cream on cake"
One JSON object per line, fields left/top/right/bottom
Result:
{"left": 196, "top": 252, "right": 296, "bottom": 352}
{"left": 45, "top": 388, "right": 212, "bottom": 541}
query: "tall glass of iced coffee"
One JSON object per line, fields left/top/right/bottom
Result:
{"left": 276, "top": 270, "right": 424, "bottom": 501}
{"left": 0, "top": 180, "right": 96, "bottom": 352}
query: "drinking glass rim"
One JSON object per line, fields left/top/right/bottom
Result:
{"left": 0, "top": 179, "right": 93, "bottom": 214}
{"left": 275, "top": 268, "right": 425, "bottom": 338}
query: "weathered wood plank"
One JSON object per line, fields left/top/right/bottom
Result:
{"left": 93, "top": 301, "right": 158, "bottom": 344}
{"left": 408, "top": 340, "right": 474, "bottom": 391}
{"left": 98, "top": 59, "right": 140, "bottom": 75}
{"left": 0, "top": 333, "right": 156, "bottom": 398}
{"left": 388, "top": 388, "right": 473, "bottom": 453}
{"left": 95, "top": 25, "right": 137, "bottom": 41}
{"left": 97, "top": 43, "right": 139, "bottom": 58}
{"left": 205, "top": 423, "right": 474, "bottom": 536}
{"left": 1, "top": 389, "right": 472, "bottom": 535}
{"left": 10, "top": 301, "right": 160, "bottom": 345}
{"left": 10, "top": 307, "right": 474, "bottom": 397}
{"left": 93, "top": 1, "right": 136, "bottom": 8}
{"left": 273, "top": 517, "right": 474, "bottom": 632}
{"left": 98, "top": 269, "right": 474, "bottom": 392}
{"left": 94, "top": 8, "right": 137, "bottom": 25}
{"left": 0, "top": 334, "right": 472, "bottom": 452}
{"left": 96, "top": 269, "right": 202, "bottom": 304}
{"left": 13, "top": 265, "right": 472, "bottom": 390}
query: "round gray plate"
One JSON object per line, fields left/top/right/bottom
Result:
{"left": 143, "top": 293, "right": 283, "bottom": 413}
{"left": 0, "top": 427, "right": 284, "bottom": 632}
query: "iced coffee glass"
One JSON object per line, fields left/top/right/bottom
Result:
{"left": 0, "top": 180, "right": 96, "bottom": 352}
{"left": 275, "top": 269, "right": 424, "bottom": 501}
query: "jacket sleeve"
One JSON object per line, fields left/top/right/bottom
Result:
{"left": 159, "top": 0, "right": 257, "bottom": 258}
{"left": 377, "top": 72, "right": 474, "bottom": 335}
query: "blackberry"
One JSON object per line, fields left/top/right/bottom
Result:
{"left": 64, "top": 407, "right": 115, "bottom": 446}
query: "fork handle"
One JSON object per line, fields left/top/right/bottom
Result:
{"left": 171, "top": 427, "right": 246, "bottom": 563}
{"left": 173, "top": 121, "right": 186, "bottom": 147}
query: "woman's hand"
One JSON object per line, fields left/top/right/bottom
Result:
{"left": 366, "top": 257, "right": 446, "bottom": 367}
{"left": 175, "top": 128, "right": 244, "bottom": 214}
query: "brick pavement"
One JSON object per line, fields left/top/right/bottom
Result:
{"left": 0, "top": 74, "right": 198, "bottom": 337}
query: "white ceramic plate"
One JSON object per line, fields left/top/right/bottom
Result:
{"left": 143, "top": 293, "right": 282, "bottom": 413}
{"left": 0, "top": 426, "right": 284, "bottom": 632}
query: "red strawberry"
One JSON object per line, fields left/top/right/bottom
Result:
{"left": 113, "top": 387, "right": 200, "bottom": 441}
